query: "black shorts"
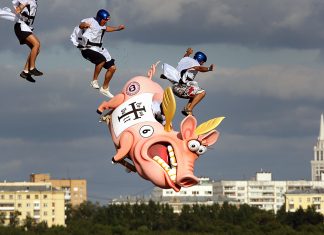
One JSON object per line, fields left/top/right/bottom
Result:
{"left": 14, "top": 23, "right": 32, "bottom": 45}
{"left": 81, "top": 49, "right": 115, "bottom": 69}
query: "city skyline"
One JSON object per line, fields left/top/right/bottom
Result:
{"left": 0, "top": 0, "right": 323, "bottom": 200}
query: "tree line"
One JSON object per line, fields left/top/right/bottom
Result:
{"left": 0, "top": 201, "right": 323, "bottom": 235}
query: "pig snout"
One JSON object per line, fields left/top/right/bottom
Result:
{"left": 177, "top": 174, "right": 199, "bottom": 187}
{"left": 176, "top": 157, "right": 199, "bottom": 187}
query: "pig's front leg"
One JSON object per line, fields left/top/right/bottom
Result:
{"left": 97, "top": 93, "right": 125, "bottom": 114}
{"left": 112, "top": 131, "right": 134, "bottom": 162}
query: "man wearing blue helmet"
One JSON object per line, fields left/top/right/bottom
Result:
{"left": 172, "top": 48, "right": 215, "bottom": 116}
{"left": 76, "top": 9, "right": 125, "bottom": 97}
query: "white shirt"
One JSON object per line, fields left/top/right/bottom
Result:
{"left": 81, "top": 17, "right": 106, "bottom": 45}
{"left": 176, "top": 57, "right": 200, "bottom": 73}
{"left": 176, "top": 57, "right": 200, "bottom": 83}
{"left": 13, "top": 0, "right": 37, "bottom": 26}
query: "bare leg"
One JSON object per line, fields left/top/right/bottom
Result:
{"left": 186, "top": 97, "right": 193, "bottom": 110}
{"left": 93, "top": 61, "right": 105, "bottom": 82}
{"left": 102, "top": 65, "right": 116, "bottom": 89}
{"left": 25, "top": 34, "right": 40, "bottom": 70}
{"left": 23, "top": 53, "right": 31, "bottom": 72}
{"left": 187, "top": 91, "right": 206, "bottom": 112}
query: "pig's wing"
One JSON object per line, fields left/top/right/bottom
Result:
{"left": 162, "top": 87, "right": 176, "bottom": 132}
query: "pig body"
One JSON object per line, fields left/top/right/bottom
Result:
{"left": 98, "top": 64, "right": 224, "bottom": 192}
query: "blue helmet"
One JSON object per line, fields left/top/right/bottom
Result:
{"left": 96, "top": 9, "right": 110, "bottom": 23}
{"left": 193, "top": 51, "right": 207, "bottom": 63}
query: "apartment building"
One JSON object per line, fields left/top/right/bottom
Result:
{"left": 152, "top": 177, "right": 238, "bottom": 213}
{"left": 110, "top": 178, "right": 238, "bottom": 213}
{"left": 0, "top": 182, "right": 65, "bottom": 227}
{"left": 285, "top": 188, "right": 324, "bottom": 215}
{"left": 30, "top": 173, "right": 87, "bottom": 207}
{"left": 213, "top": 172, "right": 324, "bottom": 213}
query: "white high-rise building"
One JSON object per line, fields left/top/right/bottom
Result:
{"left": 214, "top": 172, "right": 324, "bottom": 213}
{"left": 311, "top": 113, "right": 324, "bottom": 181}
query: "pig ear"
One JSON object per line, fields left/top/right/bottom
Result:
{"left": 147, "top": 61, "right": 160, "bottom": 80}
{"left": 181, "top": 115, "right": 197, "bottom": 140}
{"left": 200, "top": 130, "right": 220, "bottom": 146}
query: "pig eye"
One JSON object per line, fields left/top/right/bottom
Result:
{"left": 196, "top": 145, "right": 207, "bottom": 155}
{"left": 188, "top": 140, "right": 201, "bottom": 151}
{"left": 139, "top": 125, "right": 154, "bottom": 138}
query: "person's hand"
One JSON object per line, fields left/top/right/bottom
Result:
{"left": 186, "top": 48, "right": 193, "bottom": 55}
{"left": 118, "top": 25, "right": 125, "bottom": 30}
{"left": 209, "top": 64, "right": 214, "bottom": 71}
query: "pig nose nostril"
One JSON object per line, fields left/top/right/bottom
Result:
{"left": 179, "top": 177, "right": 198, "bottom": 187}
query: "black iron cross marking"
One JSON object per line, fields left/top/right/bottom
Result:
{"left": 118, "top": 102, "right": 146, "bottom": 123}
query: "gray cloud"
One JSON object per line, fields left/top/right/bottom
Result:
{"left": 204, "top": 65, "right": 324, "bottom": 100}
{"left": 2, "top": 0, "right": 324, "bottom": 53}
{"left": 110, "top": 0, "right": 324, "bottom": 49}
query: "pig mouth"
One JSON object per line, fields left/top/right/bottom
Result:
{"left": 147, "top": 142, "right": 177, "bottom": 183}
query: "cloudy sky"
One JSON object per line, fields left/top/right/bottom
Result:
{"left": 0, "top": 0, "right": 323, "bottom": 201}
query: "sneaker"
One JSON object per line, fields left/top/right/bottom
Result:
{"left": 20, "top": 71, "right": 29, "bottom": 79}
{"left": 26, "top": 74, "right": 36, "bottom": 83}
{"left": 160, "top": 74, "right": 167, "bottom": 79}
{"left": 29, "top": 68, "right": 43, "bottom": 76}
{"left": 20, "top": 71, "right": 35, "bottom": 83}
{"left": 90, "top": 80, "right": 100, "bottom": 89}
{"left": 99, "top": 87, "right": 114, "bottom": 98}
{"left": 181, "top": 107, "right": 193, "bottom": 116}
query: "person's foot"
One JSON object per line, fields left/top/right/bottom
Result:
{"left": 160, "top": 74, "right": 167, "bottom": 79}
{"left": 20, "top": 71, "right": 29, "bottom": 79}
{"left": 181, "top": 107, "right": 193, "bottom": 116}
{"left": 29, "top": 68, "right": 43, "bottom": 76}
{"left": 90, "top": 80, "right": 100, "bottom": 89}
{"left": 20, "top": 71, "right": 35, "bottom": 83}
{"left": 99, "top": 87, "right": 114, "bottom": 98}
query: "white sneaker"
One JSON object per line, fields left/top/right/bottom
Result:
{"left": 90, "top": 80, "right": 100, "bottom": 89}
{"left": 100, "top": 87, "right": 114, "bottom": 98}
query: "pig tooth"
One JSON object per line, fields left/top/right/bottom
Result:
{"left": 153, "top": 155, "right": 177, "bottom": 183}
{"left": 154, "top": 155, "right": 164, "bottom": 165}
{"left": 168, "top": 145, "right": 177, "bottom": 167}
{"left": 167, "top": 168, "right": 177, "bottom": 182}
{"left": 153, "top": 156, "right": 160, "bottom": 161}
{"left": 162, "top": 162, "right": 170, "bottom": 171}
{"left": 168, "top": 168, "right": 176, "bottom": 177}
{"left": 170, "top": 174, "right": 176, "bottom": 182}
{"left": 153, "top": 156, "right": 170, "bottom": 171}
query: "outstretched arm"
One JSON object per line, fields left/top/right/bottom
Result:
{"left": 193, "top": 64, "right": 215, "bottom": 73}
{"left": 97, "top": 93, "right": 125, "bottom": 114}
{"left": 112, "top": 131, "right": 134, "bottom": 162}
{"left": 106, "top": 25, "right": 125, "bottom": 32}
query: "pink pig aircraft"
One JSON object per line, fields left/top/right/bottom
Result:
{"left": 97, "top": 63, "right": 224, "bottom": 192}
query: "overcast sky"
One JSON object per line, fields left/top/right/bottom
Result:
{"left": 0, "top": 0, "right": 323, "bottom": 202}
